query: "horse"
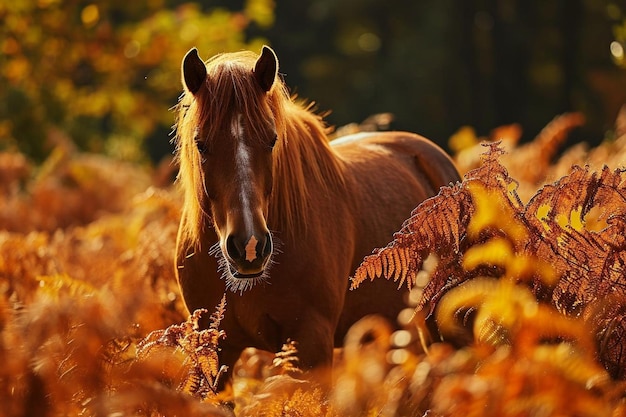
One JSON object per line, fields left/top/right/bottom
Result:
{"left": 174, "top": 45, "right": 461, "bottom": 388}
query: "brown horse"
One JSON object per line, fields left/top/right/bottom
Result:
{"left": 174, "top": 46, "right": 460, "bottom": 387}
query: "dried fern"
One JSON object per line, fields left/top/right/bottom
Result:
{"left": 354, "top": 142, "right": 626, "bottom": 382}
{"left": 583, "top": 294, "right": 626, "bottom": 379}
{"left": 4, "top": 112, "right": 626, "bottom": 416}
{"left": 503, "top": 112, "right": 586, "bottom": 186}
{"left": 524, "top": 165, "right": 626, "bottom": 314}
{"left": 136, "top": 297, "right": 227, "bottom": 400}
{"left": 271, "top": 340, "right": 303, "bottom": 376}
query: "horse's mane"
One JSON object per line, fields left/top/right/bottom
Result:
{"left": 174, "top": 50, "right": 346, "bottom": 249}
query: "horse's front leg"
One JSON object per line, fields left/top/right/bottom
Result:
{"left": 215, "top": 343, "right": 245, "bottom": 393}
{"left": 285, "top": 314, "right": 336, "bottom": 387}
{"left": 175, "top": 233, "right": 225, "bottom": 324}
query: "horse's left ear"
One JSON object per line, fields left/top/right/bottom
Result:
{"left": 182, "top": 48, "right": 207, "bottom": 95}
{"left": 254, "top": 46, "right": 278, "bottom": 92}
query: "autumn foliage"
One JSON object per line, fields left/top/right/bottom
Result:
{"left": 0, "top": 0, "right": 274, "bottom": 162}
{"left": 2, "top": 108, "right": 626, "bottom": 416}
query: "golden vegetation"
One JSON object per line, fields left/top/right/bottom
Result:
{"left": 0, "top": 0, "right": 274, "bottom": 162}
{"left": 2, "top": 108, "right": 626, "bottom": 416}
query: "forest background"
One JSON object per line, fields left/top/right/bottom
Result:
{"left": 2, "top": 0, "right": 625, "bottom": 165}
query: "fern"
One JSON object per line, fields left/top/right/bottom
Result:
{"left": 4, "top": 110, "right": 626, "bottom": 416}
{"left": 36, "top": 273, "right": 98, "bottom": 300}
{"left": 503, "top": 112, "right": 586, "bottom": 186}
{"left": 271, "top": 340, "right": 303, "bottom": 376}
{"left": 583, "top": 294, "right": 626, "bottom": 379}
{"left": 524, "top": 165, "right": 626, "bottom": 313}
{"left": 354, "top": 143, "right": 626, "bottom": 381}
{"left": 136, "top": 297, "right": 227, "bottom": 400}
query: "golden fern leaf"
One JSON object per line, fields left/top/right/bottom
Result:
{"left": 136, "top": 302, "right": 227, "bottom": 400}
{"left": 497, "top": 112, "right": 586, "bottom": 191}
{"left": 523, "top": 165, "right": 626, "bottom": 313}
{"left": 271, "top": 340, "right": 303, "bottom": 376}
{"left": 528, "top": 112, "right": 585, "bottom": 164}
{"left": 178, "top": 371, "right": 204, "bottom": 399}
{"left": 351, "top": 182, "right": 472, "bottom": 291}
{"left": 434, "top": 278, "right": 504, "bottom": 345}
{"left": 36, "top": 273, "right": 98, "bottom": 300}
{"left": 209, "top": 294, "right": 226, "bottom": 332}
{"left": 239, "top": 384, "right": 332, "bottom": 417}
{"left": 583, "top": 294, "right": 626, "bottom": 379}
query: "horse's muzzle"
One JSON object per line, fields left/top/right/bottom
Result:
{"left": 228, "top": 267, "right": 264, "bottom": 279}
{"left": 224, "top": 232, "right": 273, "bottom": 276}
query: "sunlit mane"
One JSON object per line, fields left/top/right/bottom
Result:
{"left": 174, "top": 50, "right": 346, "bottom": 249}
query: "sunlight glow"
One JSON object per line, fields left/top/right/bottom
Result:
{"left": 610, "top": 41, "right": 624, "bottom": 62}
{"left": 392, "top": 330, "right": 412, "bottom": 348}
{"left": 357, "top": 32, "right": 381, "bottom": 52}
{"left": 81, "top": 5, "right": 99, "bottom": 28}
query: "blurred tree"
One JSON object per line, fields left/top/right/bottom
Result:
{"left": 266, "top": 0, "right": 625, "bottom": 148}
{"left": 2, "top": 0, "right": 623, "bottom": 162}
{"left": 0, "top": 0, "right": 274, "bottom": 162}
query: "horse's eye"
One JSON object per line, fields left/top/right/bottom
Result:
{"left": 195, "top": 137, "right": 209, "bottom": 156}
{"left": 269, "top": 135, "right": 278, "bottom": 150}
{"left": 193, "top": 128, "right": 209, "bottom": 156}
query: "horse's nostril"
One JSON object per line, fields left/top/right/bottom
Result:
{"left": 262, "top": 233, "right": 273, "bottom": 258}
{"left": 226, "top": 235, "right": 244, "bottom": 261}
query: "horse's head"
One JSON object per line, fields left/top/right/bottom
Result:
{"left": 180, "top": 46, "right": 281, "bottom": 292}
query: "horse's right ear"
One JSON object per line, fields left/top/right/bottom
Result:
{"left": 182, "top": 48, "right": 207, "bottom": 95}
{"left": 254, "top": 46, "right": 278, "bottom": 92}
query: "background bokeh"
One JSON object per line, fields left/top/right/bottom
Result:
{"left": 1, "top": 0, "right": 625, "bottom": 163}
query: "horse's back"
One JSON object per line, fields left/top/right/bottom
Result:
{"left": 331, "top": 131, "right": 460, "bottom": 344}
{"left": 331, "top": 131, "right": 460, "bottom": 194}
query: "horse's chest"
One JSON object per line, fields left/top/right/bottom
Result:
{"left": 225, "top": 294, "right": 287, "bottom": 350}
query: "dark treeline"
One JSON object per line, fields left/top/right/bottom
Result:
{"left": 254, "top": 0, "right": 624, "bottom": 149}
{"left": 1, "top": 0, "right": 623, "bottom": 161}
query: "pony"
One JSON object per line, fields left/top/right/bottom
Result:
{"left": 174, "top": 45, "right": 460, "bottom": 388}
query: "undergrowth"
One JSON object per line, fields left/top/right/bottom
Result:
{"left": 1, "top": 107, "right": 626, "bottom": 416}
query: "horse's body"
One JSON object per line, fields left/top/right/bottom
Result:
{"left": 174, "top": 46, "right": 460, "bottom": 387}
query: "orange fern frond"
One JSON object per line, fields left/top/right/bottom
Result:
{"left": 136, "top": 302, "right": 227, "bottom": 400}
{"left": 355, "top": 142, "right": 626, "bottom": 382}
{"left": 209, "top": 294, "right": 227, "bottom": 332}
{"left": 36, "top": 273, "right": 98, "bottom": 300}
{"left": 583, "top": 294, "right": 626, "bottom": 380}
{"left": 523, "top": 165, "right": 626, "bottom": 313}
{"left": 529, "top": 112, "right": 586, "bottom": 163}
{"left": 271, "top": 340, "right": 303, "bottom": 376}
{"left": 499, "top": 112, "right": 586, "bottom": 192}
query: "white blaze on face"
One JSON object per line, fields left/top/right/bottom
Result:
{"left": 232, "top": 113, "right": 255, "bottom": 233}
{"left": 244, "top": 235, "right": 259, "bottom": 262}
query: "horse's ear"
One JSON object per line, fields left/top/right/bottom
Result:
{"left": 254, "top": 46, "right": 278, "bottom": 92}
{"left": 182, "top": 48, "right": 207, "bottom": 95}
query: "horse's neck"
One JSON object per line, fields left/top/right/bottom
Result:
{"left": 284, "top": 109, "right": 343, "bottom": 176}
{"left": 269, "top": 113, "right": 346, "bottom": 239}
